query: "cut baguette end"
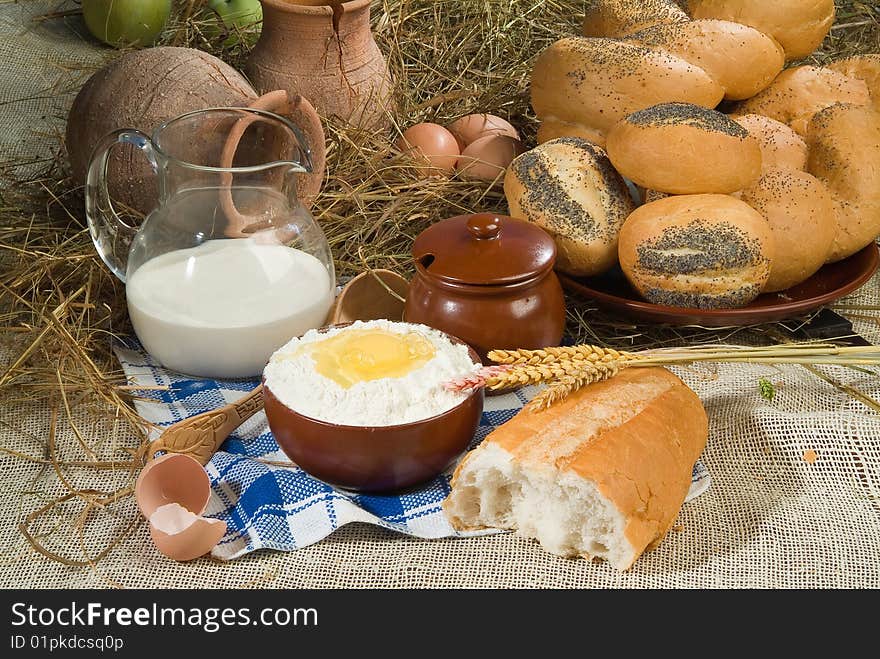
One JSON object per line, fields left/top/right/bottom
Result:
{"left": 444, "top": 442, "right": 637, "bottom": 571}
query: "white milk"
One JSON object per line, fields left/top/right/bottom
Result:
{"left": 126, "top": 239, "right": 334, "bottom": 378}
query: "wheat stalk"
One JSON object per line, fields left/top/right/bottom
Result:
{"left": 528, "top": 361, "right": 622, "bottom": 410}
{"left": 487, "top": 345, "right": 635, "bottom": 366}
{"left": 446, "top": 341, "right": 880, "bottom": 411}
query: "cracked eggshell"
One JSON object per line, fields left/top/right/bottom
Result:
{"left": 456, "top": 134, "right": 526, "bottom": 182}
{"left": 149, "top": 503, "right": 227, "bottom": 561}
{"left": 446, "top": 114, "right": 519, "bottom": 150}
{"left": 135, "top": 453, "right": 212, "bottom": 518}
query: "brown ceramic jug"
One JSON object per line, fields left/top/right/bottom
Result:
{"left": 404, "top": 213, "right": 566, "bottom": 360}
{"left": 247, "top": 0, "right": 393, "bottom": 129}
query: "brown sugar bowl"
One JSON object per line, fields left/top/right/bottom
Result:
{"left": 404, "top": 213, "right": 566, "bottom": 361}
{"left": 262, "top": 326, "right": 484, "bottom": 493}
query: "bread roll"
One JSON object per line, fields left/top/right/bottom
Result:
{"left": 536, "top": 120, "right": 607, "bottom": 148}
{"left": 643, "top": 188, "right": 743, "bottom": 202}
{"left": 688, "top": 0, "right": 835, "bottom": 61}
{"left": 444, "top": 367, "right": 709, "bottom": 571}
{"left": 582, "top": 0, "right": 688, "bottom": 38}
{"left": 606, "top": 103, "right": 762, "bottom": 194}
{"left": 625, "top": 19, "right": 784, "bottom": 100}
{"left": 531, "top": 37, "right": 724, "bottom": 146}
{"left": 828, "top": 55, "right": 880, "bottom": 109}
{"left": 618, "top": 194, "right": 774, "bottom": 308}
{"left": 806, "top": 103, "right": 880, "bottom": 263}
{"left": 732, "top": 114, "right": 808, "bottom": 173}
{"left": 740, "top": 169, "right": 836, "bottom": 292}
{"left": 642, "top": 188, "right": 671, "bottom": 204}
{"left": 504, "top": 138, "right": 636, "bottom": 277}
{"left": 734, "top": 66, "right": 871, "bottom": 136}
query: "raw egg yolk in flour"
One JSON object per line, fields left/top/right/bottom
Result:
{"left": 307, "top": 329, "right": 436, "bottom": 388}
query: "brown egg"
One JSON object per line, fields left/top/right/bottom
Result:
{"left": 456, "top": 135, "right": 526, "bottom": 182}
{"left": 135, "top": 452, "right": 211, "bottom": 518}
{"left": 447, "top": 113, "right": 519, "bottom": 150}
{"left": 396, "top": 123, "right": 460, "bottom": 171}
{"left": 149, "top": 503, "right": 227, "bottom": 562}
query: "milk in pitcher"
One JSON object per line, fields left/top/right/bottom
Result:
{"left": 126, "top": 238, "right": 334, "bottom": 378}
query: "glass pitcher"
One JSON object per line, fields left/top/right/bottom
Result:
{"left": 86, "top": 107, "right": 336, "bottom": 379}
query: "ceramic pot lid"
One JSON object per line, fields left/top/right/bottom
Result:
{"left": 412, "top": 213, "right": 557, "bottom": 285}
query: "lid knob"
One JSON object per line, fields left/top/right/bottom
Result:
{"left": 467, "top": 214, "right": 502, "bottom": 240}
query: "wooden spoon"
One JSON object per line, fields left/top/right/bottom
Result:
{"left": 146, "top": 385, "right": 265, "bottom": 465}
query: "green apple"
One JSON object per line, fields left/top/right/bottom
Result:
{"left": 205, "top": 0, "right": 263, "bottom": 47}
{"left": 82, "top": 0, "right": 171, "bottom": 47}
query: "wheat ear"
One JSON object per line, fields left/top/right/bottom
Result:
{"left": 459, "top": 340, "right": 880, "bottom": 411}
{"left": 481, "top": 358, "right": 612, "bottom": 390}
{"left": 488, "top": 345, "right": 636, "bottom": 366}
{"left": 526, "top": 361, "right": 622, "bottom": 411}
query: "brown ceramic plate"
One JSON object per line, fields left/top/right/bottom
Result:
{"left": 559, "top": 243, "right": 879, "bottom": 327}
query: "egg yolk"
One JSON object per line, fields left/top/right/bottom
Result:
{"left": 307, "top": 329, "right": 436, "bottom": 388}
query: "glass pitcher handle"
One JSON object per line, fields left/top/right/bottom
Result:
{"left": 85, "top": 129, "right": 159, "bottom": 283}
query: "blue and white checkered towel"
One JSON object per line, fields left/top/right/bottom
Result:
{"left": 114, "top": 340, "right": 710, "bottom": 560}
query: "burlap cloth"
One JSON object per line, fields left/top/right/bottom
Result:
{"left": 1, "top": 1, "right": 878, "bottom": 589}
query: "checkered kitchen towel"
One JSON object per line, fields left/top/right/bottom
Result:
{"left": 114, "top": 340, "right": 711, "bottom": 560}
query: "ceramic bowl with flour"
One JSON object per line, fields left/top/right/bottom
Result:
{"left": 262, "top": 320, "right": 484, "bottom": 492}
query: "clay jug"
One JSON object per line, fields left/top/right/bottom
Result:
{"left": 248, "top": 0, "right": 393, "bottom": 128}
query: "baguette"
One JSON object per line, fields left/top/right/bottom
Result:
{"left": 444, "top": 367, "right": 709, "bottom": 571}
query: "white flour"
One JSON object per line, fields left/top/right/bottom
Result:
{"left": 263, "top": 320, "right": 480, "bottom": 426}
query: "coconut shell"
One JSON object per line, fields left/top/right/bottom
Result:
{"left": 67, "top": 47, "right": 258, "bottom": 217}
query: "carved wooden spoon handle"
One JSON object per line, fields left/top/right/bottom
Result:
{"left": 147, "top": 385, "right": 265, "bottom": 465}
